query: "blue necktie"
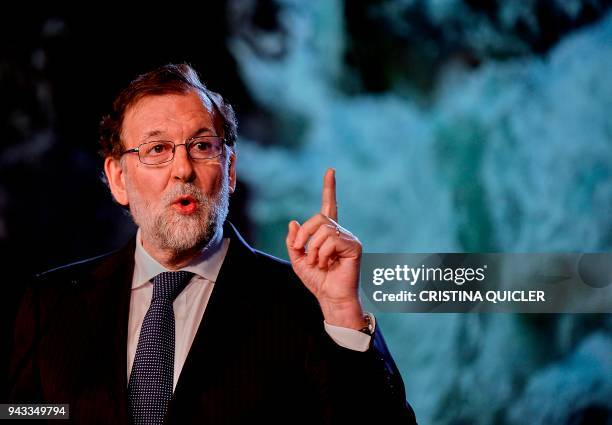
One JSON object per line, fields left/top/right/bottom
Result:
{"left": 128, "top": 271, "right": 194, "bottom": 425}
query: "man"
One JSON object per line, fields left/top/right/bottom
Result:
{"left": 9, "top": 64, "right": 417, "bottom": 424}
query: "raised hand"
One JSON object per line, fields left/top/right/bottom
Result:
{"left": 286, "top": 168, "right": 366, "bottom": 330}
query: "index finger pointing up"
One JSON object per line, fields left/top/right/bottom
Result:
{"left": 321, "top": 168, "right": 338, "bottom": 221}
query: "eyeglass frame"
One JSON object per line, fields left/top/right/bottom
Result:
{"left": 120, "top": 135, "right": 227, "bottom": 165}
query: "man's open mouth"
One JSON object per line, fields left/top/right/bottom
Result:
{"left": 172, "top": 195, "right": 198, "bottom": 214}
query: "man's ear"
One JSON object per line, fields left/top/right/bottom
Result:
{"left": 104, "top": 156, "right": 129, "bottom": 206}
{"left": 228, "top": 149, "right": 237, "bottom": 194}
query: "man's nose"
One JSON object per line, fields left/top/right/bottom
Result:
{"left": 171, "top": 144, "right": 196, "bottom": 182}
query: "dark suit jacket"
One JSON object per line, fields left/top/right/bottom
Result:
{"left": 9, "top": 222, "right": 417, "bottom": 424}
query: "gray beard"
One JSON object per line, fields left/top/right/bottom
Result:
{"left": 128, "top": 180, "right": 229, "bottom": 257}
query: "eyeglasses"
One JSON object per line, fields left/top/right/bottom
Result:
{"left": 121, "top": 136, "right": 226, "bottom": 165}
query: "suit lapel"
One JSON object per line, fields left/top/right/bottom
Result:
{"left": 170, "top": 222, "right": 257, "bottom": 410}
{"left": 84, "top": 237, "right": 135, "bottom": 425}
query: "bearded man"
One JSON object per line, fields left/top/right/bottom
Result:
{"left": 9, "top": 63, "right": 417, "bottom": 425}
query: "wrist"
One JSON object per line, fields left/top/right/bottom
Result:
{"left": 319, "top": 298, "right": 366, "bottom": 330}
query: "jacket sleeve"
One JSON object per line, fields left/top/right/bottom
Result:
{"left": 306, "top": 320, "right": 418, "bottom": 424}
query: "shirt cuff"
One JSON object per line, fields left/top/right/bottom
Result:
{"left": 323, "top": 314, "right": 376, "bottom": 352}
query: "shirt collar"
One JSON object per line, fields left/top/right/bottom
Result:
{"left": 132, "top": 227, "right": 228, "bottom": 289}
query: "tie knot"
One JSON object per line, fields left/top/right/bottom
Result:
{"left": 152, "top": 271, "right": 194, "bottom": 302}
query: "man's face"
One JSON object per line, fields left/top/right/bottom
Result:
{"left": 104, "top": 90, "right": 236, "bottom": 259}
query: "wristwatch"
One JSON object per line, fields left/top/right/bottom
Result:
{"left": 359, "top": 312, "right": 375, "bottom": 336}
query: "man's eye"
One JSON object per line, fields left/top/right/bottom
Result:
{"left": 147, "top": 143, "right": 171, "bottom": 155}
{"left": 193, "top": 142, "right": 212, "bottom": 151}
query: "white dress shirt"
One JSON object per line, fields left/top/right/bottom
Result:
{"left": 127, "top": 227, "right": 372, "bottom": 390}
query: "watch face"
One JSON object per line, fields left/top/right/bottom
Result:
{"left": 360, "top": 313, "right": 374, "bottom": 335}
{"left": 359, "top": 327, "right": 373, "bottom": 336}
